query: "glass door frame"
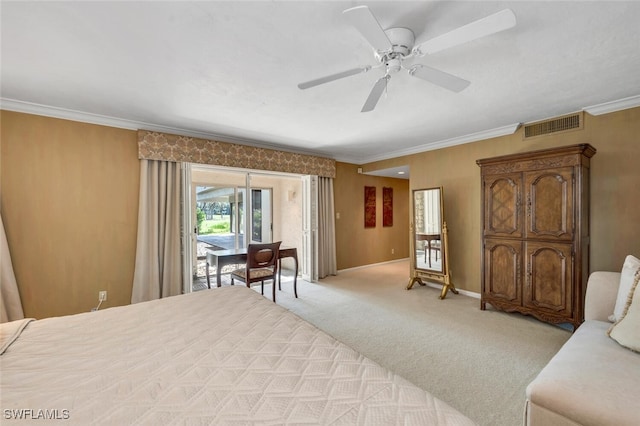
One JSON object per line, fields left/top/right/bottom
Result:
{"left": 183, "top": 164, "right": 309, "bottom": 294}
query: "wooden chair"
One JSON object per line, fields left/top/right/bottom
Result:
{"left": 230, "top": 242, "right": 281, "bottom": 302}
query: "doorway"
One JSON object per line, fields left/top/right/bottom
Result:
{"left": 186, "top": 165, "right": 306, "bottom": 291}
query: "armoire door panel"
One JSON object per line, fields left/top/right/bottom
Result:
{"left": 524, "top": 242, "right": 573, "bottom": 316}
{"left": 484, "top": 173, "right": 522, "bottom": 238}
{"left": 525, "top": 168, "right": 574, "bottom": 241}
{"left": 483, "top": 239, "right": 521, "bottom": 303}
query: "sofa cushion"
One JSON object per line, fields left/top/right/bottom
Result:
{"left": 609, "top": 272, "right": 640, "bottom": 352}
{"left": 584, "top": 271, "right": 620, "bottom": 321}
{"left": 526, "top": 320, "right": 640, "bottom": 426}
{"left": 609, "top": 254, "right": 640, "bottom": 322}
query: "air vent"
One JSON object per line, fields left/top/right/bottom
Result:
{"left": 524, "top": 112, "right": 583, "bottom": 138}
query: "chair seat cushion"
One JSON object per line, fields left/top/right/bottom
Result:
{"left": 231, "top": 267, "right": 275, "bottom": 281}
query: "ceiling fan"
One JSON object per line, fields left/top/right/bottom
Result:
{"left": 298, "top": 6, "right": 516, "bottom": 112}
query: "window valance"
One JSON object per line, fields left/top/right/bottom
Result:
{"left": 138, "top": 130, "right": 336, "bottom": 178}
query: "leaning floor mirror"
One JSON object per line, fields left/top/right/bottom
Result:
{"left": 407, "top": 187, "right": 458, "bottom": 299}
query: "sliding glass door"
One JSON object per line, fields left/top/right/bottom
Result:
{"left": 194, "top": 185, "right": 246, "bottom": 250}
{"left": 250, "top": 188, "right": 272, "bottom": 243}
{"left": 183, "top": 164, "right": 311, "bottom": 293}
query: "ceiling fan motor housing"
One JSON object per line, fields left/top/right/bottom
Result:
{"left": 375, "top": 27, "right": 415, "bottom": 73}
{"left": 384, "top": 27, "right": 415, "bottom": 56}
{"left": 385, "top": 58, "right": 402, "bottom": 73}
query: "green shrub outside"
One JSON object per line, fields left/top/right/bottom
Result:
{"left": 199, "top": 217, "right": 231, "bottom": 235}
{"left": 196, "top": 208, "right": 206, "bottom": 232}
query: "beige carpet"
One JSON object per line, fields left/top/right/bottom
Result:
{"left": 269, "top": 259, "right": 570, "bottom": 426}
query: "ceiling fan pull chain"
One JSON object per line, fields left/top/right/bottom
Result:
{"left": 384, "top": 74, "right": 390, "bottom": 99}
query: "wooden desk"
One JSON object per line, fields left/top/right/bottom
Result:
{"left": 205, "top": 247, "right": 298, "bottom": 297}
{"left": 277, "top": 247, "right": 299, "bottom": 298}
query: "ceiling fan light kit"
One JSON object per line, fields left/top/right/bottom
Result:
{"left": 298, "top": 5, "right": 517, "bottom": 112}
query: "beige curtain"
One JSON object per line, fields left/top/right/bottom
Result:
{"left": 131, "top": 160, "right": 183, "bottom": 303}
{"left": 1, "top": 214, "right": 25, "bottom": 322}
{"left": 318, "top": 177, "right": 337, "bottom": 278}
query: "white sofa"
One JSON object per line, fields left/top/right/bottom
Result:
{"left": 525, "top": 271, "right": 640, "bottom": 426}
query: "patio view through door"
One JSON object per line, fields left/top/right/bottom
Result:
{"left": 185, "top": 166, "right": 307, "bottom": 292}
{"left": 194, "top": 186, "right": 273, "bottom": 250}
{"left": 195, "top": 185, "right": 247, "bottom": 251}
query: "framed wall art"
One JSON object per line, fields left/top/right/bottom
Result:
{"left": 383, "top": 187, "right": 393, "bottom": 227}
{"left": 364, "top": 186, "right": 376, "bottom": 228}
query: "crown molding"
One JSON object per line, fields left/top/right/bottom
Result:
{"left": 5, "top": 94, "right": 638, "bottom": 166}
{"left": 340, "top": 123, "right": 521, "bottom": 164}
{"left": 0, "top": 98, "right": 141, "bottom": 130}
{"left": 583, "top": 94, "right": 640, "bottom": 116}
{"left": 0, "top": 98, "right": 324, "bottom": 158}
{"left": 0, "top": 97, "right": 518, "bottom": 165}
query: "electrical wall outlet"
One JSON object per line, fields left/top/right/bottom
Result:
{"left": 98, "top": 291, "right": 107, "bottom": 302}
{"left": 391, "top": 248, "right": 395, "bottom": 254}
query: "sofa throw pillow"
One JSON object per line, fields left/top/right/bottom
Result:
{"left": 608, "top": 255, "right": 640, "bottom": 323}
{"left": 608, "top": 271, "right": 640, "bottom": 352}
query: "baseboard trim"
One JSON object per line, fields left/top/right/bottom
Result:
{"left": 337, "top": 258, "right": 410, "bottom": 273}
{"left": 337, "top": 260, "right": 481, "bottom": 299}
{"left": 423, "top": 281, "right": 480, "bottom": 299}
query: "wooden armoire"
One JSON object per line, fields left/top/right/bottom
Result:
{"left": 476, "top": 144, "right": 596, "bottom": 329}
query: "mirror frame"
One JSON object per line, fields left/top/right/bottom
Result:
{"left": 407, "top": 186, "right": 458, "bottom": 299}
{"left": 412, "top": 187, "right": 445, "bottom": 276}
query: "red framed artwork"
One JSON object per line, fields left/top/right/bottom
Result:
{"left": 364, "top": 186, "right": 376, "bottom": 228}
{"left": 383, "top": 187, "right": 393, "bottom": 227}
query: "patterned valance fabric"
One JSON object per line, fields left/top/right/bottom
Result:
{"left": 137, "top": 131, "right": 336, "bottom": 178}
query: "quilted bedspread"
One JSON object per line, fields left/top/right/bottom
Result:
{"left": 0, "top": 286, "right": 475, "bottom": 425}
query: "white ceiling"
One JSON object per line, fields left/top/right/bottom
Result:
{"left": 364, "top": 165, "right": 411, "bottom": 179}
{"left": 2, "top": 1, "right": 640, "bottom": 165}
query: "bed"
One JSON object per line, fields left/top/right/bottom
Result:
{"left": 1, "top": 286, "right": 475, "bottom": 425}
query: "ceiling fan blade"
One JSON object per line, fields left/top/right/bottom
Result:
{"left": 409, "top": 65, "right": 470, "bottom": 92}
{"left": 298, "top": 67, "right": 371, "bottom": 90}
{"left": 343, "top": 5, "right": 393, "bottom": 53}
{"left": 415, "top": 9, "right": 516, "bottom": 55}
{"left": 361, "top": 76, "right": 389, "bottom": 112}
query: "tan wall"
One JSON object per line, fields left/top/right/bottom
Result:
{"left": 1, "top": 111, "right": 139, "bottom": 318}
{"left": 356, "top": 107, "right": 640, "bottom": 293}
{"left": 334, "top": 162, "right": 410, "bottom": 270}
